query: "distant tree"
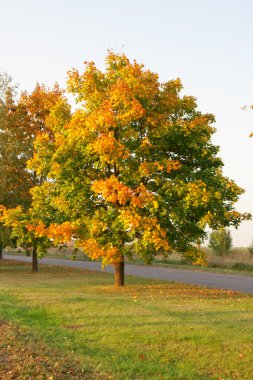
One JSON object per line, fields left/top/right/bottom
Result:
{"left": 28, "top": 52, "right": 249, "bottom": 286}
{"left": 248, "top": 241, "right": 253, "bottom": 254}
{"left": 208, "top": 229, "right": 233, "bottom": 256}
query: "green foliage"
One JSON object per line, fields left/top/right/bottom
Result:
{"left": 231, "top": 262, "right": 253, "bottom": 271}
{"left": 0, "top": 223, "right": 15, "bottom": 255}
{"left": 208, "top": 229, "right": 233, "bottom": 256}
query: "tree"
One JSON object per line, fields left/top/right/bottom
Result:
{"left": 0, "top": 206, "right": 56, "bottom": 272}
{"left": 0, "top": 80, "right": 68, "bottom": 264}
{"left": 0, "top": 73, "right": 21, "bottom": 258}
{"left": 28, "top": 52, "right": 249, "bottom": 286}
{"left": 208, "top": 229, "right": 233, "bottom": 256}
{"left": 248, "top": 241, "right": 253, "bottom": 254}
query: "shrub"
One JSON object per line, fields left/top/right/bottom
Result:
{"left": 208, "top": 229, "right": 232, "bottom": 256}
{"left": 231, "top": 262, "right": 253, "bottom": 271}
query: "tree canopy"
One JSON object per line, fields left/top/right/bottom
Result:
{"left": 0, "top": 80, "right": 66, "bottom": 209}
{"left": 208, "top": 229, "right": 233, "bottom": 256}
{"left": 25, "top": 52, "right": 248, "bottom": 285}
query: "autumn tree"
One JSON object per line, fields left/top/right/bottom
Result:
{"left": 0, "top": 80, "right": 68, "bottom": 266}
{"left": 28, "top": 52, "right": 248, "bottom": 286}
{"left": 0, "top": 206, "right": 52, "bottom": 272}
{"left": 0, "top": 203, "right": 74, "bottom": 272}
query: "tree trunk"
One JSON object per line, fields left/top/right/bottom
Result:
{"left": 0, "top": 247, "right": 3, "bottom": 260}
{"left": 114, "top": 259, "right": 124, "bottom": 286}
{"left": 32, "top": 247, "right": 38, "bottom": 272}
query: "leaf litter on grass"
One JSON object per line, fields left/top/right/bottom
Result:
{"left": 0, "top": 321, "right": 106, "bottom": 380}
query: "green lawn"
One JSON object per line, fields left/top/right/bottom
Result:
{"left": 1, "top": 260, "right": 253, "bottom": 379}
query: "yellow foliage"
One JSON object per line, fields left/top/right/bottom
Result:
{"left": 141, "top": 219, "right": 170, "bottom": 251}
{"left": 184, "top": 181, "right": 210, "bottom": 208}
{"left": 119, "top": 209, "right": 142, "bottom": 230}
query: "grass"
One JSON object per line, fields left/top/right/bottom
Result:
{"left": 1, "top": 260, "right": 253, "bottom": 379}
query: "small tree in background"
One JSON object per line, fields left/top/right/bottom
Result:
{"left": 0, "top": 204, "right": 74, "bottom": 272}
{"left": 208, "top": 229, "right": 233, "bottom": 256}
{"left": 248, "top": 241, "right": 253, "bottom": 254}
{"left": 0, "top": 206, "right": 52, "bottom": 272}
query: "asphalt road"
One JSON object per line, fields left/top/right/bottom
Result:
{"left": 4, "top": 254, "right": 253, "bottom": 294}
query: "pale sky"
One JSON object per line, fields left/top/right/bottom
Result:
{"left": 0, "top": 0, "right": 252, "bottom": 246}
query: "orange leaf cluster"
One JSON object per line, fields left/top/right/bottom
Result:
{"left": 89, "top": 133, "right": 129, "bottom": 163}
{"left": 26, "top": 222, "right": 47, "bottom": 235}
{"left": 28, "top": 221, "right": 75, "bottom": 244}
{"left": 85, "top": 103, "right": 117, "bottom": 131}
{"left": 165, "top": 160, "right": 181, "bottom": 173}
{"left": 80, "top": 238, "right": 121, "bottom": 265}
{"left": 92, "top": 176, "right": 132, "bottom": 205}
{"left": 47, "top": 222, "right": 74, "bottom": 243}
{"left": 131, "top": 184, "right": 154, "bottom": 208}
{"left": 92, "top": 177, "right": 154, "bottom": 208}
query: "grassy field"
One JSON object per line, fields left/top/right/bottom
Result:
{"left": 1, "top": 260, "right": 253, "bottom": 379}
